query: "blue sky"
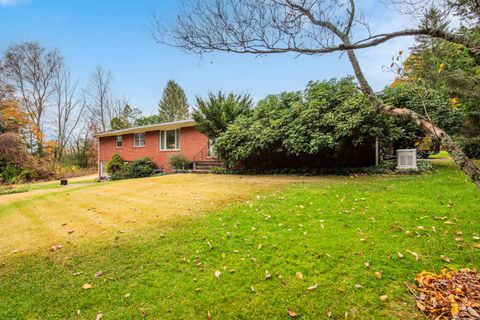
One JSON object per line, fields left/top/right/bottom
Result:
{"left": 0, "top": 0, "right": 416, "bottom": 116}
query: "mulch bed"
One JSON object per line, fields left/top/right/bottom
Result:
{"left": 407, "top": 269, "right": 480, "bottom": 319}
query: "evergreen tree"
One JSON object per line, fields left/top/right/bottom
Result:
{"left": 192, "top": 92, "right": 253, "bottom": 140}
{"left": 158, "top": 80, "right": 189, "bottom": 122}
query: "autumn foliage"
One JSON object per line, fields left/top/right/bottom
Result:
{"left": 410, "top": 269, "right": 480, "bottom": 319}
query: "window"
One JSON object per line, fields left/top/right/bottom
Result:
{"left": 115, "top": 135, "right": 122, "bottom": 148}
{"left": 134, "top": 133, "right": 145, "bottom": 147}
{"left": 160, "top": 129, "right": 180, "bottom": 150}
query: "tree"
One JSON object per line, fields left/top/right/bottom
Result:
{"left": 134, "top": 114, "right": 162, "bottom": 126}
{"left": 0, "top": 42, "right": 63, "bottom": 153}
{"left": 0, "top": 83, "right": 30, "bottom": 134}
{"left": 110, "top": 103, "right": 142, "bottom": 130}
{"left": 158, "top": 80, "right": 189, "bottom": 122}
{"left": 84, "top": 66, "right": 114, "bottom": 132}
{"left": 192, "top": 92, "right": 253, "bottom": 139}
{"left": 153, "top": 0, "right": 480, "bottom": 188}
{"left": 53, "top": 68, "right": 84, "bottom": 159}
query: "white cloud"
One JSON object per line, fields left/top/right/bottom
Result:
{"left": 0, "top": 0, "right": 29, "bottom": 7}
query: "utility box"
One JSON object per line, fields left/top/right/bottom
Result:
{"left": 396, "top": 149, "right": 417, "bottom": 170}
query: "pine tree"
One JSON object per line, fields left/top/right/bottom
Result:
{"left": 158, "top": 80, "right": 189, "bottom": 122}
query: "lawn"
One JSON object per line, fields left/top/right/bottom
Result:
{"left": 0, "top": 160, "right": 479, "bottom": 319}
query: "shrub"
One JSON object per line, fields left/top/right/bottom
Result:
{"left": 168, "top": 153, "right": 192, "bottom": 172}
{"left": 110, "top": 157, "right": 157, "bottom": 180}
{"left": 210, "top": 160, "right": 433, "bottom": 176}
{"left": 214, "top": 78, "right": 389, "bottom": 169}
{"left": 106, "top": 153, "right": 124, "bottom": 174}
{"left": 455, "top": 136, "right": 480, "bottom": 159}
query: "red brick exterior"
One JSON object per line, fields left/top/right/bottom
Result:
{"left": 98, "top": 126, "right": 209, "bottom": 174}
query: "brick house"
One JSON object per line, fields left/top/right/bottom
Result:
{"left": 95, "top": 119, "right": 217, "bottom": 177}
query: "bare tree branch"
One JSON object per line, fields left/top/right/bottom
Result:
{"left": 152, "top": 0, "right": 480, "bottom": 188}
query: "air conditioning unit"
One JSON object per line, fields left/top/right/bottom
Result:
{"left": 396, "top": 149, "right": 417, "bottom": 170}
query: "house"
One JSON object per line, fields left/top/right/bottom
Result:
{"left": 95, "top": 119, "right": 218, "bottom": 177}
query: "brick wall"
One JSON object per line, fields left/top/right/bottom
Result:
{"left": 98, "top": 126, "right": 209, "bottom": 172}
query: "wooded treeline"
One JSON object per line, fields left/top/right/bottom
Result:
{"left": 0, "top": 42, "right": 191, "bottom": 183}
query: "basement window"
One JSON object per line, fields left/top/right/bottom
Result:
{"left": 115, "top": 135, "right": 123, "bottom": 148}
{"left": 160, "top": 129, "right": 180, "bottom": 150}
{"left": 134, "top": 133, "right": 145, "bottom": 147}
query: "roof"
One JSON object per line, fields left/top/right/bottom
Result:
{"left": 94, "top": 119, "right": 196, "bottom": 138}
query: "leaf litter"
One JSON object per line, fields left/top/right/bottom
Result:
{"left": 407, "top": 269, "right": 480, "bottom": 320}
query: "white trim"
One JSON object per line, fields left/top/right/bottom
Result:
{"left": 159, "top": 129, "right": 180, "bottom": 151}
{"left": 94, "top": 119, "right": 195, "bottom": 138}
{"left": 97, "top": 137, "right": 100, "bottom": 178}
{"left": 115, "top": 135, "right": 123, "bottom": 149}
{"left": 134, "top": 132, "right": 145, "bottom": 147}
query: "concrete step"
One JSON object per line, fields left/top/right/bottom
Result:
{"left": 194, "top": 159, "right": 222, "bottom": 172}
{"left": 192, "top": 169, "right": 211, "bottom": 174}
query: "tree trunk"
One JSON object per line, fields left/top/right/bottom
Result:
{"left": 345, "top": 49, "right": 480, "bottom": 189}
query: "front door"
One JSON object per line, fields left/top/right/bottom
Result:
{"left": 208, "top": 139, "right": 217, "bottom": 158}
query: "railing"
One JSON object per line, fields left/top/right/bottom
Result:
{"left": 192, "top": 144, "right": 210, "bottom": 163}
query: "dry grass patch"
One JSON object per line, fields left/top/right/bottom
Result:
{"left": 0, "top": 174, "right": 317, "bottom": 257}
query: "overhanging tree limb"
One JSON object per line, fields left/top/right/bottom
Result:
{"left": 153, "top": 0, "right": 480, "bottom": 188}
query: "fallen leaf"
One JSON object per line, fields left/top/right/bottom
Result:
{"left": 397, "top": 252, "right": 404, "bottom": 259}
{"left": 214, "top": 270, "right": 221, "bottom": 279}
{"left": 467, "top": 306, "right": 480, "bottom": 318}
{"left": 265, "top": 270, "right": 272, "bottom": 280}
{"left": 379, "top": 295, "right": 388, "bottom": 302}
{"left": 406, "top": 250, "right": 420, "bottom": 261}
{"left": 451, "top": 303, "right": 459, "bottom": 317}
{"left": 307, "top": 284, "right": 318, "bottom": 291}
{"left": 327, "top": 308, "right": 332, "bottom": 318}
{"left": 474, "top": 243, "right": 480, "bottom": 249}
{"left": 355, "top": 284, "right": 364, "bottom": 289}
{"left": 287, "top": 309, "right": 298, "bottom": 318}
{"left": 82, "top": 283, "right": 93, "bottom": 290}
{"left": 207, "top": 240, "right": 214, "bottom": 250}
{"left": 208, "top": 311, "right": 212, "bottom": 320}
{"left": 95, "top": 270, "right": 104, "bottom": 278}
{"left": 440, "top": 255, "right": 451, "bottom": 263}
{"left": 51, "top": 244, "right": 63, "bottom": 251}
{"left": 364, "top": 261, "right": 370, "bottom": 267}
{"left": 375, "top": 271, "right": 382, "bottom": 279}
{"left": 295, "top": 272, "right": 304, "bottom": 280}
{"left": 96, "top": 313, "right": 103, "bottom": 320}
{"left": 73, "top": 272, "right": 83, "bottom": 276}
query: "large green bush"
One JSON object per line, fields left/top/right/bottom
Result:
{"left": 215, "top": 78, "right": 392, "bottom": 169}
{"left": 110, "top": 157, "right": 157, "bottom": 180}
{"left": 455, "top": 136, "right": 480, "bottom": 158}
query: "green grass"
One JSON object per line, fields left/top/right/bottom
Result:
{"left": 0, "top": 161, "right": 479, "bottom": 319}
{"left": 428, "top": 150, "right": 449, "bottom": 159}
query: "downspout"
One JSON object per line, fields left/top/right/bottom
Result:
{"left": 97, "top": 137, "right": 101, "bottom": 178}
{"left": 375, "top": 137, "right": 379, "bottom": 166}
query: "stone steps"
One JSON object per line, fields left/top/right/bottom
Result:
{"left": 193, "top": 159, "right": 222, "bottom": 173}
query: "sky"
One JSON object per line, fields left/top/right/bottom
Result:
{"left": 0, "top": 0, "right": 417, "bottom": 116}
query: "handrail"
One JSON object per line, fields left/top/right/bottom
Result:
{"left": 192, "top": 143, "right": 210, "bottom": 162}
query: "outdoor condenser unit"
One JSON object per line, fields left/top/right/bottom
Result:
{"left": 396, "top": 149, "right": 417, "bottom": 170}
